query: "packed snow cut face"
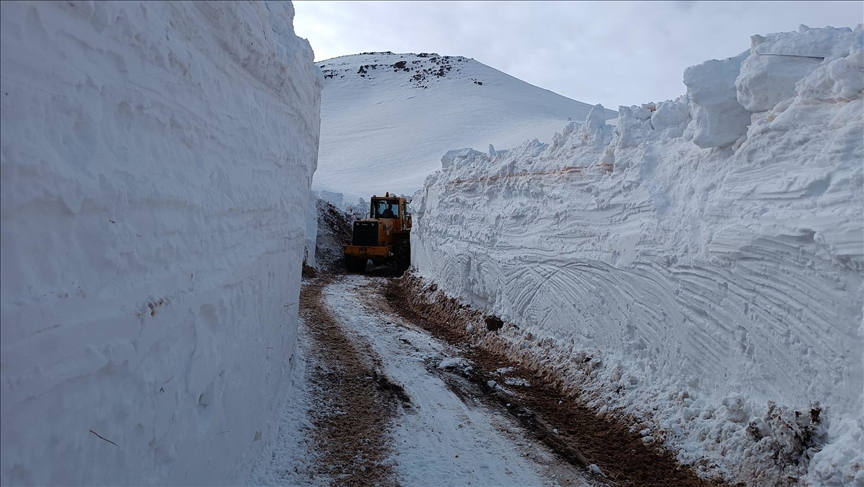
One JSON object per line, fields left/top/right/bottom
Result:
{"left": 413, "top": 24, "right": 863, "bottom": 486}
{"left": 313, "top": 51, "right": 617, "bottom": 204}
{"left": 1, "top": 2, "right": 321, "bottom": 485}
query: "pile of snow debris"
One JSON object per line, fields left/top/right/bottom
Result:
{"left": 1, "top": 1, "right": 321, "bottom": 485}
{"left": 413, "top": 25, "right": 863, "bottom": 486}
{"left": 307, "top": 195, "right": 355, "bottom": 272}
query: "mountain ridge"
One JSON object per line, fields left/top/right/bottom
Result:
{"left": 312, "top": 51, "right": 617, "bottom": 203}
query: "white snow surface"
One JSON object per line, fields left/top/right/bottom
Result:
{"left": 1, "top": 1, "right": 321, "bottom": 485}
{"left": 413, "top": 25, "right": 863, "bottom": 485}
{"left": 312, "top": 51, "right": 617, "bottom": 203}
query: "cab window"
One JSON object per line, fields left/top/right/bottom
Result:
{"left": 372, "top": 199, "right": 400, "bottom": 218}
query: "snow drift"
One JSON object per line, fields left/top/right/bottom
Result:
{"left": 313, "top": 51, "right": 616, "bottom": 204}
{"left": 413, "top": 25, "right": 863, "bottom": 485}
{"left": 0, "top": 1, "right": 321, "bottom": 485}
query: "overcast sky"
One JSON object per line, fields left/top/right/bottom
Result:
{"left": 293, "top": 1, "right": 862, "bottom": 108}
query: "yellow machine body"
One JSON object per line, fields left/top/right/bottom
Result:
{"left": 343, "top": 193, "right": 412, "bottom": 274}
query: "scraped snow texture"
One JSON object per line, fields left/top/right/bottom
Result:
{"left": 312, "top": 51, "right": 617, "bottom": 204}
{"left": 0, "top": 1, "right": 321, "bottom": 485}
{"left": 413, "top": 25, "right": 863, "bottom": 485}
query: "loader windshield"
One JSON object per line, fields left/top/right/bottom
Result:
{"left": 372, "top": 199, "right": 400, "bottom": 219}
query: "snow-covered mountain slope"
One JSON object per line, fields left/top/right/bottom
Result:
{"left": 413, "top": 25, "right": 863, "bottom": 486}
{"left": 0, "top": 2, "right": 321, "bottom": 485}
{"left": 313, "top": 51, "right": 617, "bottom": 202}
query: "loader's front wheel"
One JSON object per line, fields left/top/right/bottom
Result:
{"left": 395, "top": 242, "right": 411, "bottom": 276}
{"left": 345, "top": 255, "right": 366, "bottom": 274}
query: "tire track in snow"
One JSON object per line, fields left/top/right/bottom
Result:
{"left": 324, "top": 275, "right": 595, "bottom": 487}
{"left": 296, "top": 277, "right": 401, "bottom": 486}
{"left": 381, "top": 274, "right": 728, "bottom": 487}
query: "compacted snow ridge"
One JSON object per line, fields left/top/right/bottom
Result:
{"left": 413, "top": 25, "right": 864, "bottom": 486}
{"left": 313, "top": 51, "right": 617, "bottom": 205}
{"left": 0, "top": 1, "right": 322, "bottom": 485}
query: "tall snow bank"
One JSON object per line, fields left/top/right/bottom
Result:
{"left": 413, "top": 25, "right": 862, "bottom": 485}
{"left": 0, "top": 2, "right": 322, "bottom": 485}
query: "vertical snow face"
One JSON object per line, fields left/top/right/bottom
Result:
{"left": 683, "top": 51, "right": 751, "bottom": 149}
{"left": 414, "top": 26, "right": 862, "bottom": 484}
{"left": 0, "top": 2, "right": 322, "bottom": 485}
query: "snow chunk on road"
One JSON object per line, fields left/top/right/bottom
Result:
{"left": 437, "top": 356, "right": 472, "bottom": 371}
{"left": 504, "top": 377, "right": 531, "bottom": 387}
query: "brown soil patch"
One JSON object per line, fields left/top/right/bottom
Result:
{"left": 301, "top": 276, "right": 401, "bottom": 487}
{"left": 302, "top": 263, "right": 318, "bottom": 278}
{"left": 376, "top": 274, "right": 735, "bottom": 487}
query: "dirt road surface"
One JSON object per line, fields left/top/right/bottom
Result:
{"left": 251, "top": 273, "right": 725, "bottom": 487}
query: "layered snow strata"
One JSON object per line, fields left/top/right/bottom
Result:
{"left": 0, "top": 1, "right": 322, "bottom": 485}
{"left": 413, "top": 25, "right": 862, "bottom": 485}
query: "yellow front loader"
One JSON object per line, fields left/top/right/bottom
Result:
{"left": 344, "top": 193, "right": 412, "bottom": 274}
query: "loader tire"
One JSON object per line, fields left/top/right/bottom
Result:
{"left": 395, "top": 242, "right": 411, "bottom": 276}
{"left": 345, "top": 255, "right": 366, "bottom": 274}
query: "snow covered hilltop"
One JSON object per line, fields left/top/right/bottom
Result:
{"left": 413, "top": 25, "right": 863, "bottom": 486}
{"left": 0, "top": 2, "right": 321, "bottom": 484}
{"left": 313, "top": 51, "right": 617, "bottom": 204}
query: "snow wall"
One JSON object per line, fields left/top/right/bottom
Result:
{"left": 0, "top": 2, "right": 322, "bottom": 485}
{"left": 414, "top": 25, "right": 863, "bottom": 485}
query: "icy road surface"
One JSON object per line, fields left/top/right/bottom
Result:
{"left": 327, "top": 276, "right": 592, "bottom": 486}
{"left": 250, "top": 275, "right": 594, "bottom": 486}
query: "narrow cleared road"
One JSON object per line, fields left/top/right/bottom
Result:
{"left": 251, "top": 274, "right": 595, "bottom": 486}
{"left": 252, "top": 273, "right": 721, "bottom": 487}
{"left": 326, "top": 276, "right": 594, "bottom": 486}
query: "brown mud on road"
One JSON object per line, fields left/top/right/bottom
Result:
{"left": 300, "top": 276, "right": 402, "bottom": 487}
{"left": 376, "top": 274, "right": 736, "bottom": 487}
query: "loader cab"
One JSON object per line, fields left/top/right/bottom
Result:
{"left": 372, "top": 199, "right": 400, "bottom": 219}
{"left": 369, "top": 194, "right": 412, "bottom": 231}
